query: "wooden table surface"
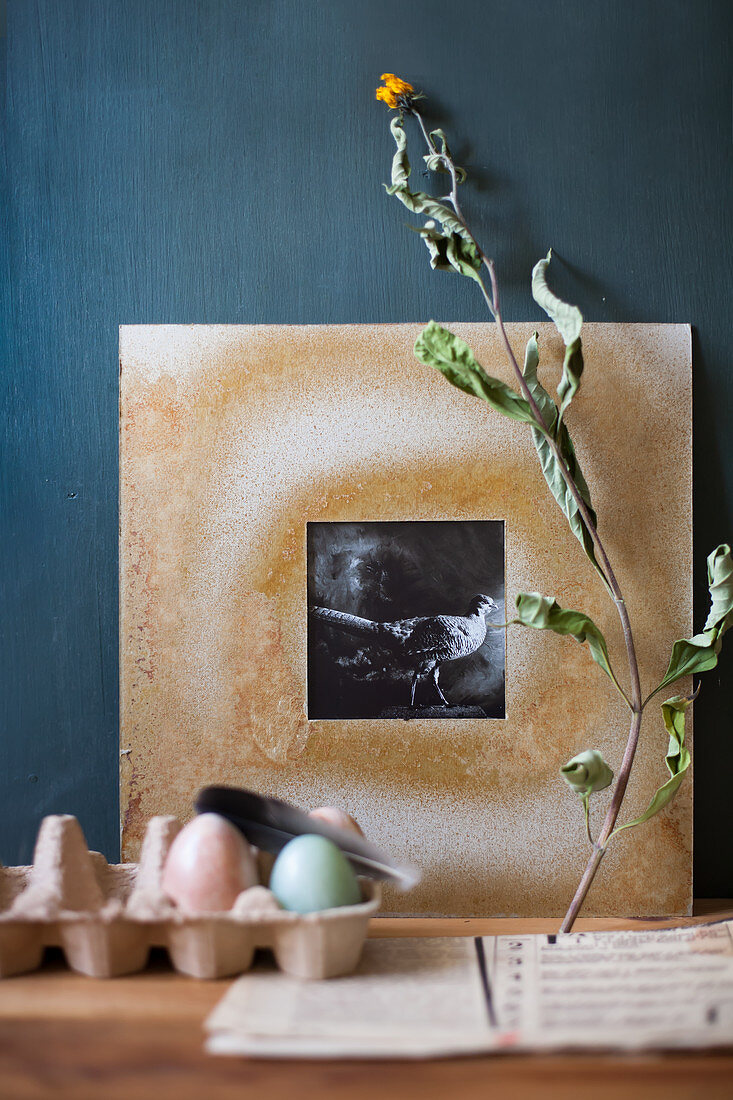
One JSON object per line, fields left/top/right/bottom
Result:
{"left": 2, "top": 910, "right": 733, "bottom": 1100}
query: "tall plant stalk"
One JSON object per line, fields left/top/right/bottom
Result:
{"left": 413, "top": 110, "right": 643, "bottom": 931}
{"left": 375, "top": 74, "right": 732, "bottom": 931}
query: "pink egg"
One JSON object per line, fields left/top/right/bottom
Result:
{"left": 161, "top": 813, "right": 258, "bottom": 913}
{"left": 308, "top": 806, "right": 364, "bottom": 837}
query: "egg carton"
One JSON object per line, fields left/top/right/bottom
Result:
{"left": 0, "top": 814, "right": 380, "bottom": 980}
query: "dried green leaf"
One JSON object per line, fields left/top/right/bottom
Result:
{"left": 522, "top": 332, "right": 557, "bottom": 430}
{"left": 423, "top": 153, "right": 444, "bottom": 173}
{"left": 409, "top": 221, "right": 482, "bottom": 281}
{"left": 612, "top": 694, "right": 693, "bottom": 835}
{"left": 531, "top": 249, "right": 583, "bottom": 346}
{"left": 386, "top": 182, "right": 467, "bottom": 237}
{"left": 521, "top": 334, "right": 607, "bottom": 589}
{"left": 443, "top": 235, "right": 482, "bottom": 280}
{"left": 557, "top": 341, "right": 583, "bottom": 420}
{"left": 653, "top": 544, "right": 733, "bottom": 696}
{"left": 423, "top": 128, "right": 467, "bottom": 181}
{"left": 531, "top": 423, "right": 609, "bottom": 592}
{"left": 704, "top": 543, "right": 733, "bottom": 634}
{"left": 531, "top": 250, "right": 584, "bottom": 420}
{"left": 514, "top": 592, "right": 621, "bottom": 690}
{"left": 522, "top": 334, "right": 609, "bottom": 592}
{"left": 409, "top": 220, "right": 453, "bottom": 271}
{"left": 414, "top": 322, "right": 537, "bottom": 424}
{"left": 386, "top": 114, "right": 411, "bottom": 190}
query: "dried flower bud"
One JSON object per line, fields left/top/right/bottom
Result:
{"left": 561, "top": 749, "right": 613, "bottom": 795}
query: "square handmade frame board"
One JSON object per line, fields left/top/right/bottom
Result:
{"left": 120, "top": 322, "right": 692, "bottom": 916}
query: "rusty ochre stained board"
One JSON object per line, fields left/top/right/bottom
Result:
{"left": 119, "top": 323, "right": 692, "bottom": 917}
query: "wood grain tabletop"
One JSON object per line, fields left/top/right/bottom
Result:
{"left": 1, "top": 912, "right": 732, "bottom": 1100}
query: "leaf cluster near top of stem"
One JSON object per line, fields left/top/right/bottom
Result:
{"left": 384, "top": 115, "right": 481, "bottom": 283}
{"left": 385, "top": 112, "right": 602, "bottom": 578}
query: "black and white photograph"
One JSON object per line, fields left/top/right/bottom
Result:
{"left": 307, "top": 521, "right": 505, "bottom": 720}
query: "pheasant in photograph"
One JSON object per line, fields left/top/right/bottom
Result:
{"left": 310, "top": 594, "right": 497, "bottom": 708}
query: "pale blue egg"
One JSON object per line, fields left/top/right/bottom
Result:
{"left": 269, "top": 834, "right": 362, "bottom": 914}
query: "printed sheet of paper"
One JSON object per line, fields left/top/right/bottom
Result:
{"left": 206, "top": 937, "right": 492, "bottom": 1059}
{"left": 487, "top": 923, "right": 733, "bottom": 1051}
{"left": 205, "top": 926, "right": 733, "bottom": 1058}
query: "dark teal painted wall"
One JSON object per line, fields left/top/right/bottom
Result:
{"left": 2, "top": 1, "right": 732, "bottom": 894}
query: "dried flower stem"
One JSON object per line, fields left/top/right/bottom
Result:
{"left": 411, "top": 108, "right": 645, "bottom": 931}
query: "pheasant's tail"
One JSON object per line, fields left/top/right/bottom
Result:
{"left": 310, "top": 605, "right": 383, "bottom": 637}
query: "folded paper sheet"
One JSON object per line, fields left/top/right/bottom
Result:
{"left": 205, "top": 925, "right": 733, "bottom": 1057}
{"left": 120, "top": 323, "right": 692, "bottom": 915}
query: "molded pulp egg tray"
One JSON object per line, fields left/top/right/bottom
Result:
{"left": 0, "top": 815, "right": 380, "bottom": 980}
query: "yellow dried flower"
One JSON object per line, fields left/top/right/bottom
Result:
{"left": 375, "top": 73, "right": 414, "bottom": 109}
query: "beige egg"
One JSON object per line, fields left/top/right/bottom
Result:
{"left": 231, "top": 885, "right": 282, "bottom": 916}
{"left": 161, "top": 813, "right": 258, "bottom": 913}
{"left": 308, "top": 806, "right": 364, "bottom": 837}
